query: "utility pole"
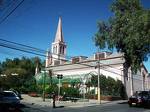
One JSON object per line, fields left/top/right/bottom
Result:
{"left": 97, "top": 49, "right": 101, "bottom": 104}
{"left": 43, "top": 70, "right": 46, "bottom": 102}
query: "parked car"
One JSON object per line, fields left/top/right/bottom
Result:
{"left": 128, "top": 91, "right": 150, "bottom": 107}
{"left": 9, "top": 89, "right": 22, "bottom": 100}
{"left": 0, "top": 91, "right": 20, "bottom": 106}
{"left": 143, "top": 94, "right": 150, "bottom": 108}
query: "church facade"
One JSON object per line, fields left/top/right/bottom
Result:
{"left": 45, "top": 17, "right": 150, "bottom": 97}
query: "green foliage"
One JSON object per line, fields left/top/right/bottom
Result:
{"left": 90, "top": 89, "right": 95, "bottom": 95}
{"left": 70, "top": 78, "right": 81, "bottom": 87}
{"left": 35, "top": 72, "right": 53, "bottom": 85}
{"left": 99, "top": 75, "right": 107, "bottom": 92}
{"left": 91, "top": 75, "right": 98, "bottom": 87}
{"left": 61, "top": 87, "right": 80, "bottom": 97}
{"left": 45, "top": 85, "right": 80, "bottom": 97}
{"left": 90, "top": 74, "right": 126, "bottom": 98}
{"left": 94, "top": 0, "right": 150, "bottom": 72}
{"left": 0, "top": 56, "right": 42, "bottom": 92}
{"left": 45, "top": 84, "right": 58, "bottom": 94}
{"left": 91, "top": 74, "right": 107, "bottom": 88}
{"left": 115, "top": 80, "right": 127, "bottom": 99}
{"left": 106, "top": 77, "right": 116, "bottom": 95}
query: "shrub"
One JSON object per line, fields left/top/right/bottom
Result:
{"left": 61, "top": 87, "right": 80, "bottom": 97}
{"left": 45, "top": 84, "right": 58, "bottom": 94}
{"left": 90, "top": 75, "right": 127, "bottom": 98}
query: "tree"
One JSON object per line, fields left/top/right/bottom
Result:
{"left": 106, "top": 76, "right": 116, "bottom": 95}
{"left": 33, "top": 57, "right": 42, "bottom": 75}
{"left": 94, "top": 0, "right": 150, "bottom": 73}
{"left": 33, "top": 57, "right": 41, "bottom": 68}
{"left": 91, "top": 75, "right": 98, "bottom": 87}
{"left": 0, "top": 56, "right": 42, "bottom": 92}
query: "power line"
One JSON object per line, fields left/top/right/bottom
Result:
{"left": 0, "top": 38, "right": 46, "bottom": 53}
{"left": 0, "top": 42, "right": 46, "bottom": 57}
{"left": 0, "top": 38, "right": 148, "bottom": 82}
{"left": 0, "top": 40, "right": 148, "bottom": 89}
{"left": 0, "top": 38, "right": 72, "bottom": 59}
{"left": 50, "top": 64, "right": 150, "bottom": 83}
{"left": 0, "top": 38, "right": 141, "bottom": 75}
{"left": 0, "top": 39, "right": 149, "bottom": 85}
{"left": 0, "top": 40, "right": 71, "bottom": 61}
{"left": 0, "top": 38, "right": 75, "bottom": 65}
{"left": 47, "top": 56, "right": 150, "bottom": 83}
{"left": 0, "top": 0, "right": 24, "bottom": 24}
{"left": 1, "top": 38, "right": 139, "bottom": 77}
{"left": 0, "top": 0, "right": 148, "bottom": 86}
{"left": 0, "top": 0, "right": 16, "bottom": 12}
{"left": 0, "top": 39, "right": 96, "bottom": 68}
{"left": 0, "top": 47, "right": 24, "bottom": 57}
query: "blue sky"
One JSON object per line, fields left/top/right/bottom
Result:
{"left": 0, "top": 0, "right": 150, "bottom": 72}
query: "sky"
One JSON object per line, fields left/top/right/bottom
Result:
{"left": 0, "top": 0, "right": 150, "bottom": 72}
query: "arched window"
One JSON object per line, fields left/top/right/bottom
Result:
{"left": 60, "top": 46, "right": 62, "bottom": 54}
{"left": 53, "top": 47, "right": 55, "bottom": 53}
{"left": 62, "top": 46, "right": 64, "bottom": 54}
{"left": 56, "top": 46, "right": 57, "bottom": 53}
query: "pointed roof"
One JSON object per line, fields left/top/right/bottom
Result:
{"left": 54, "top": 17, "right": 64, "bottom": 42}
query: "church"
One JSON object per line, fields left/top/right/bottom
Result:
{"left": 44, "top": 17, "right": 150, "bottom": 98}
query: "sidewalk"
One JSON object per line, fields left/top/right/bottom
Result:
{"left": 21, "top": 94, "right": 127, "bottom": 108}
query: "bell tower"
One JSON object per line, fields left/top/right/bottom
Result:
{"left": 52, "top": 17, "right": 66, "bottom": 56}
{"left": 46, "top": 17, "right": 66, "bottom": 67}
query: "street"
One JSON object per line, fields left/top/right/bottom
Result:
{"left": 1, "top": 95, "right": 149, "bottom": 112}
{"left": 20, "top": 95, "right": 150, "bottom": 112}
{"left": 21, "top": 102, "right": 150, "bottom": 112}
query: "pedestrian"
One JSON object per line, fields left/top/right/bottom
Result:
{"left": 52, "top": 92, "right": 56, "bottom": 108}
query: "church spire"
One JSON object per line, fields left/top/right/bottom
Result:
{"left": 48, "top": 17, "right": 67, "bottom": 66}
{"left": 54, "top": 17, "right": 64, "bottom": 42}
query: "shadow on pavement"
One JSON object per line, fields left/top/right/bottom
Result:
{"left": 53, "top": 106, "right": 65, "bottom": 108}
{"left": 0, "top": 103, "right": 28, "bottom": 112}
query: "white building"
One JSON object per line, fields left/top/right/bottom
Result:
{"left": 45, "top": 17, "right": 150, "bottom": 97}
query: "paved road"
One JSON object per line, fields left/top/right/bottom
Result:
{"left": 21, "top": 102, "right": 150, "bottom": 112}
{"left": 19, "top": 95, "right": 150, "bottom": 112}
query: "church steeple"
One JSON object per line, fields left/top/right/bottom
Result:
{"left": 52, "top": 17, "right": 66, "bottom": 56}
{"left": 47, "top": 17, "right": 67, "bottom": 66}
{"left": 54, "top": 17, "right": 64, "bottom": 42}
